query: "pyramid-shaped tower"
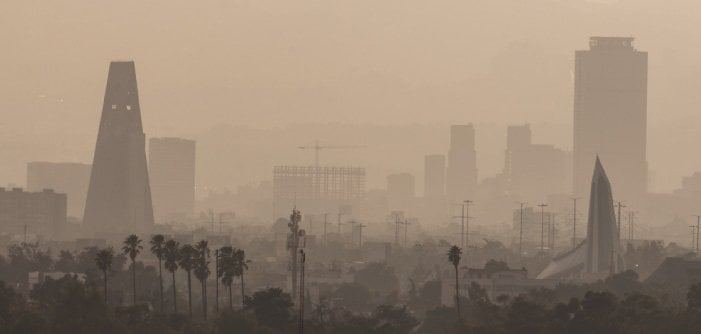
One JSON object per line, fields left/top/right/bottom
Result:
{"left": 83, "top": 61, "right": 154, "bottom": 232}
{"left": 585, "top": 156, "right": 621, "bottom": 273}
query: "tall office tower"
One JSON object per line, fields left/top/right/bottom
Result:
{"left": 27, "top": 162, "right": 92, "bottom": 219}
{"left": 424, "top": 154, "right": 446, "bottom": 198}
{"left": 446, "top": 124, "right": 478, "bottom": 201}
{"left": 573, "top": 37, "right": 648, "bottom": 203}
{"left": 83, "top": 61, "right": 154, "bottom": 232}
{"left": 504, "top": 124, "right": 570, "bottom": 202}
{"left": 149, "top": 137, "right": 196, "bottom": 223}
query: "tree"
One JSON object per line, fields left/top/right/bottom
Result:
{"left": 372, "top": 304, "right": 419, "bottom": 334}
{"left": 233, "top": 248, "right": 250, "bottom": 308}
{"left": 94, "top": 247, "right": 114, "bottom": 304}
{"left": 179, "top": 244, "right": 197, "bottom": 317}
{"left": 353, "top": 262, "right": 399, "bottom": 296}
{"left": 244, "top": 288, "right": 294, "bottom": 330}
{"left": 217, "top": 246, "right": 236, "bottom": 310}
{"left": 55, "top": 250, "right": 77, "bottom": 272}
{"left": 330, "top": 283, "right": 372, "bottom": 312}
{"left": 163, "top": 239, "right": 180, "bottom": 313}
{"left": 149, "top": 234, "right": 166, "bottom": 312}
{"left": 447, "top": 245, "right": 462, "bottom": 319}
{"left": 194, "top": 240, "right": 211, "bottom": 319}
{"left": 122, "top": 234, "right": 143, "bottom": 306}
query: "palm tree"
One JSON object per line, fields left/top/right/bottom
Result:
{"left": 194, "top": 240, "right": 211, "bottom": 319}
{"left": 150, "top": 234, "right": 166, "bottom": 312}
{"left": 447, "top": 245, "right": 462, "bottom": 319}
{"left": 217, "top": 246, "right": 235, "bottom": 310}
{"left": 94, "top": 247, "right": 114, "bottom": 304}
{"left": 163, "top": 239, "right": 180, "bottom": 313}
{"left": 233, "top": 248, "right": 250, "bottom": 308}
{"left": 179, "top": 244, "right": 197, "bottom": 317}
{"left": 122, "top": 234, "right": 143, "bottom": 306}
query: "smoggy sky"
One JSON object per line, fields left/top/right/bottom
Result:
{"left": 2, "top": 0, "right": 701, "bottom": 192}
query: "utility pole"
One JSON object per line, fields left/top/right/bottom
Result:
{"left": 616, "top": 202, "right": 626, "bottom": 244}
{"left": 215, "top": 249, "right": 219, "bottom": 313}
{"left": 218, "top": 213, "right": 228, "bottom": 234}
{"left": 357, "top": 223, "right": 367, "bottom": 248}
{"left": 209, "top": 210, "right": 215, "bottom": 233}
{"left": 694, "top": 215, "right": 701, "bottom": 252}
{"left": 391, "top": 211, "right": 403, "bottom": 246}
{"left": 519, "top": 202, "right": 526, "bottom": 262}
{"left": 550, "top": 213, "right": 556, "bottom": 254}
{"left": 402, "top": 220, "right": 411, "bottom": 248}
{"left": 690, "top": 225, "right": 697, "bottom": 251}
{"left": 323, "top": 213, "right": 329, "bottom": 243}
{"left": 298, "top": 249, "right": 305, "bottom": 334}
{"left": 538, "top": 204, "right": 548, "bottom": 253}
{"left": 337, "top": 213, "right": 342, "bottom": 235}
{"left": 462, "top": 200, "right": 473, "bottom": 249}
{"left": 571, "top": 197, "right": 578, "bottom": 250}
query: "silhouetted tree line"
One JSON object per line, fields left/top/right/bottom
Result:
{"left": 0, "top": 236, "right": 700, "bottom": 333}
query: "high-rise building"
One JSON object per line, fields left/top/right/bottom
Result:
{"left": 424, "top": 154, "right": 446, "bottom": 198}
{"left": 83, "top": 61, "right": 154, "bottom": 232}
{"left": 272, "top": 166, "right": 365, "bottom": 219}
{"left": 504, "top": 124, "right": 570, "bottom": 202}
{"left": 0, "top": 188, "right": 67, "bottom": 237}
{"left": 446, "top": 124, "right": 478, "bottom": 201}
{"left": 26, "top": 162, "right": 91, "bottom": 219}
{"left": 573, "top": 37, "right": 648, "bottom": 203}
{"left": 149, "top": 137, "right": 196, "bottom": 223}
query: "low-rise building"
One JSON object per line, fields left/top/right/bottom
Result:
{"left": 441, "top": 265, "right": 557, "bottom": 305}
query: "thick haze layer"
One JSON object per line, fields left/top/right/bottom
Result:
{"left": 2, "top": 0, "right": 701, "bottom": 191}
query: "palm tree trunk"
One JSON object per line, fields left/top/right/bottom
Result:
{"left": 454, "top": 265, "right": 460, "bottom": 319}
{"left": 240, "top": 273, "right": 245, "bottom": 309}
{"left": 172, "top": 271, "right": 178, "bottom": 313}
{"left": 187, "top": 271, "right": 192, "bottom": 317}
{"left": 158, "top": 257, "right": 164, "bottom": 312}
{"left": 132, "top": 260, "right": 137, "bottom": 306}
{"left": 202, "top": 280, "right": 207, "bottom": 320}
{"left": 229, "top": 284, "right": 233, "bottom": 310}
{"left": 103, "top": 270, "right": 108, "bottom": 304}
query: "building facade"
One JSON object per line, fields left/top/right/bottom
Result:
{"left": 504, "top": 124, "right": 570, "bottom": 202}
{"left": 26, "top": 162, "right": 91, "bottom": 219}
{"left": 0, "top": 188, "right": 67, "bottom": 237}
{"left": 446, "top": 124, "right": 478, "bottom": 201}
{"left": 424, "top": 154, "right": 446, "bottom": 199}
{"left": 83, "top": 61, "right": 154, "bottom": 232}
{"left": 148, "top": 137, "right": 196, "bottom": 223}
{"left": 573, "top": 37, "right": 648, "bottom": 203}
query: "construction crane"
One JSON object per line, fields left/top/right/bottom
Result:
{"left": 298, "top": 140, "right": 366, "bottom": 167}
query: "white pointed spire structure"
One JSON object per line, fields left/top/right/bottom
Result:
{"left": 585, "top": 156, "right": 621, "bottom": 273}
{"left": 537, "top": 156, "right": 623, "bottom": 279}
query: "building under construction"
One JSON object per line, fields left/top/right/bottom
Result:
{"left": 273, "top": 166, "right": 365, "bottom": 219}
